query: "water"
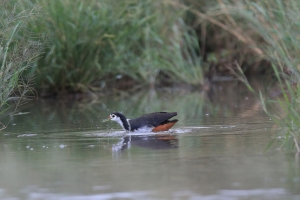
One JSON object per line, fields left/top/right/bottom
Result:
{"left": 0, "top": 81, "right": 300, "bottom": 200}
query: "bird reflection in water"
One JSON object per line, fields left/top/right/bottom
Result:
{"left": 112, "top": 134, "right": 178, "bottom": 152}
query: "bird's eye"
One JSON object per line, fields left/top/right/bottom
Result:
{"left": 111, "top": 114, "right": 115, "bottom": 118}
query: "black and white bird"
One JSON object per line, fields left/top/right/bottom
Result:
{"left": 107, "top": 112, "right": 178, "bottom": 132}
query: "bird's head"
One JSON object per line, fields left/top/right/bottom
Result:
{"left": 108, "top": 112, "right": 123, "bottom": 122}
{"left": 106, "top": 112, "right": 129, "bottom": 131}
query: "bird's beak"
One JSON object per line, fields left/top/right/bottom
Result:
{"left": 102, "top": 116, "right": 111, "bottom": 123}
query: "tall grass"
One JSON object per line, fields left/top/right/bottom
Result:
{"left": 23, "top": 0, "right": 206, "bottom": 93}
{"left": 203, "top": 0, "right": 300, "bottom": 152}
{"left": 162, "top": 19, "right": 206, "bottom": 86}
{"left": 0, "top": 1, "right": 44, "bottom": 129}
{"left": 244, "top": 0, "right": 300, "bottom": 152}
{"left": 174, "top": 0, "right": 266, "bottom": 75}
{"left": 178, "top": 0, "right": 300, "bottom": 151}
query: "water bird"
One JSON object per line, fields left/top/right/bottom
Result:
{"left": 106, "top": 112, "right": 178, "bottom": 132}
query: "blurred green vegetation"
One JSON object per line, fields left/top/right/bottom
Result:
{"left": 19, "top": 0, "right": 206, "bottom": 94}
{"left": 240, "top": 0, "right": 300, "bottom": 152}
{"left": 0, "top": 1, "right": 44, "bottom": 129}
{"left": 1, "top": 0, "right": 282, "bottom": 96}
{"left": 213, "top": 0, "right": 300, "bottom": 152}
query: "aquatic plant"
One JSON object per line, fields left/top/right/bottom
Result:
{"left": 215, "top": 0, "right": 300, "bottom": 152}
{"left": 242, "top": 1, "right": 300, "bottom": 152}
{"left": 25, "top": 0, "right": 206, "bottom": 93}
{"left": 171, "top": 0, "right": 267, "bottom": 76}
{"left": 0, "top": 1, "right": 44, "bottom": 129}
{"left": 178, "top": 0, "right": 300, "bottom": 152}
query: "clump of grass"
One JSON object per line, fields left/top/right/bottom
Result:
{"left": 23, "top": 0, "right": 206, "bottom": 93}
{"left": 262, "top": 80, "right": 300, "bottom": 153}
{"left": 173, "top": 0, "right": 266, "bottom": 75}
{"left": 245, "top": 1, "right": 300, "bottom": 152}
{"left": 179, "top": 0, "right": 300, "bottom": 151}
{"left": 30, "top": 0, "right": 117, "bottom": 93}
{"left": 162, "top": 19, "right": 206, "bottom": 86}
{"left": 228, "top": 0, "right": 300, "bottom": 152}
{"left": 0, "top": 1, "right": 44, "bottom": 129}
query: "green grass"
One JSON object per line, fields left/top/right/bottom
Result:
{"left": 243, "top": 1, "right": 300, "bottom": 152}
{"left": 216, "top": 0, "right": 300, "bottom": 152}
{"left": 0, "top": 1, "right": 44, "bottom": 129}
{"left": 179, "top": 0, "right": 300, "bottom": 152}
{"left": 20, "top": 0, "right": 207, "bottom": 94}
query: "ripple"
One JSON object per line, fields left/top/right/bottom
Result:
{"left": 17, "top": 134, "right": 37, "bottom": 137}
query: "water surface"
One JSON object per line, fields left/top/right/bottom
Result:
{"left": 0, "top": 81, "right": 299, "bottom": 200}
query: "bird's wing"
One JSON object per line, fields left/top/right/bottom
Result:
{"left": 130, "top": 112, "right": 177, "bottom": 130}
